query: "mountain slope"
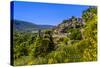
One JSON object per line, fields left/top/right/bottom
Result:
{"left": 12, "top": 20, "right": 55, "bottom": 32}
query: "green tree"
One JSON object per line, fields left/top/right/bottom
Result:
{"left": 68, "top": 29, "right": 82, "bottom": 40}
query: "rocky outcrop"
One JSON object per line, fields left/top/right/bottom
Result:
{"left": 53, "top": 16, "right": 84, "bottom": 35}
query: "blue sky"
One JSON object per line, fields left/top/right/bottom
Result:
{"left": 12, "top": 1, "right": 89, "bottom": 25}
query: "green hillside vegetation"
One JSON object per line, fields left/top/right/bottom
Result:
{"left": 12, "top": 7, "right": 97, "bottom": 66}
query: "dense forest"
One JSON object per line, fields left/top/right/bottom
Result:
{"left": 12, "top": 7, "right": 97, "bottom": 66}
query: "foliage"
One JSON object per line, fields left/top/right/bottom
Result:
{"left": 68, "top": 28, "right": 82, "bottom": 40}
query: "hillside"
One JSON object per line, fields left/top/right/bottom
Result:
{"left": 53, "top": 16, "right": 84, "bottom": 34}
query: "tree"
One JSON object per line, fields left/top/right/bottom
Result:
{"left": 68, "top": 29, "right": 82, "bottom": 40}
{"left": 32, "top": 30, "right": 55, "bottom": 57}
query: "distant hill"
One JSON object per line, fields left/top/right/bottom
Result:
{"left": 12, "top": 20, "right": 55, "bottom": 32}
